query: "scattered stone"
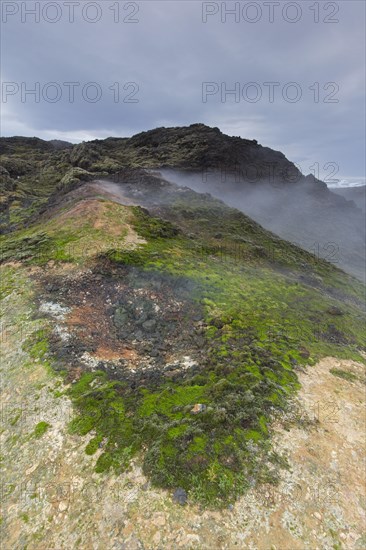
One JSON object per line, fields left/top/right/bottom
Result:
{"left": 152, "top": 531, "right": 161, "bottom": 545}
{"left": 39, "top": 301, "right": 70, "bottom": 320}
{"left": 46, "top": 284, "right": 59, "bottom": 292}
{"left": 58, "top": 501, "right": 68, "bottom": 512}
{"left": 142, "top": 319, "right": 156, "bottom": 331}
{"left": 190, "top": 403, "right": 206, "bottom": 414}
{"left": 173, "top": 488, "right": 187, "bottom": 505}
{"left": 153, "top": 513, "right": 166, "bottom": 527}
{"left": 299, "top": 346, "right": 310, "bottom": 359}
{"left": 114, "top": 307, "right": 129, "bottom": 328}
{"left": 327, "top": 306, "right": 344, "bottom": 316}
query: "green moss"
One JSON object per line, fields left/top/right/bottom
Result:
{"left": 0, "top": 231, "right": 54, "bottom": 264}
{"left": 188, "top": 435, "right": 208, "bottom": 454}
{"left": 167, "top": 424, "right": 189, "bottom": 439}
{"left": 0, "top": 266, "right": 19, "bottom": 299}
{"left": 330, "top": 368, "right": 358, "bottom": 383}
{"left": 69, "top": 415, "right": 96, "bottom": 436}
{"left": 9, "top": 410, "right": 22, "bottom": 426}
{"left": 67, "top": 372, "right": 136, "bottom": 472}
{"left": 95, "top": 452, "right": 115, "bottom": 473}
{"left": 244, "top": 430, "right": 262, "bottom": 442}
{"left": 32, "top": 421, "right": 50, "bottom": 438}
{"left": 23, "top": 329, "right": 51, "bottom": 361}
{"left": 138, "top": 386, "right": 207, "bottom": 419}
{"left": 131, "top": 206, "right": 179, "bottom": 239}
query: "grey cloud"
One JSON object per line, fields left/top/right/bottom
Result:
{"left": 1, "top": 0, "right": 365, "bottom": 179}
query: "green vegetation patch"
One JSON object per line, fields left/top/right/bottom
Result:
{"left": 0, "top": 199, "right": 133, "bottom": 266}
{"left": 62, "top": 199, "right": 366, "bottom": 507}
{"left": 4, "top": 183, "right": 364, "bottom": 507}
{"left": 330, "top": 368, "right": 358, "bottom": 383}
{"left": 32, "top": 421, "right": 50, "bottom": 438}
{"left": 0, "top": 231, "right": 54, "bottom": 264}
{"left": 131, "top": 206, "right": 180, "bottom": 239}
{"left": 22, "top": 328, "right": 51, "bottom": 361}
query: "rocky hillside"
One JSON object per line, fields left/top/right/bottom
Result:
{"left": 0, "top": 124, "right": 316, "bottom": 206}
{"left": 1, "top": 124, "right": 364, "bottom": 280}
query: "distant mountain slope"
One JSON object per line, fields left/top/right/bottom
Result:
{"left": 332, "top": 185, "right": 365, "bottom": 213}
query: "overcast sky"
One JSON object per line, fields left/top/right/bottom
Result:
{"left": 1, "top": 0, "right": 365, "bottom": 182}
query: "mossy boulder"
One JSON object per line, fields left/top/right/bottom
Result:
{"left": 69, "top": 142, "right": 101, "bottom": 170}
{"left": 57, "top": 167, "right": 107, "bottom": 192}
{"left": 0, "top": 167, "right": 16, "bottom": 192}
{"left": 0, "top": 157, "right": 34, "bottom": 178}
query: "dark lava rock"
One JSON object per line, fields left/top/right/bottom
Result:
{"left": 324, "top": 324, "right": 348, "bottom": 344}
{"left": 114, "top": 307, "right": 129, "bottom": 327}
{"left": 173, "top": 488, "right": 187, "bottom": 506}
{"left": 142, "top": 319, "right": 156, "bottom": 331}
{"left": 327, "top": 306, "right": 344, "bottom": 316}
{"left": 252, "top": 245, "right": 266, "bottom": 258}
{"left": 45, "top": 283, "right": 59, "bottom": 292}
{"left": 299, "top": 346, "right": 310, "bottom": 359}
{"left": 192, "top": 313, "right": 204, "bottom": 321}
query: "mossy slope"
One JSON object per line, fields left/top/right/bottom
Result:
{"left": 1, "top": 177, "right": 365, "bottom": 507}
